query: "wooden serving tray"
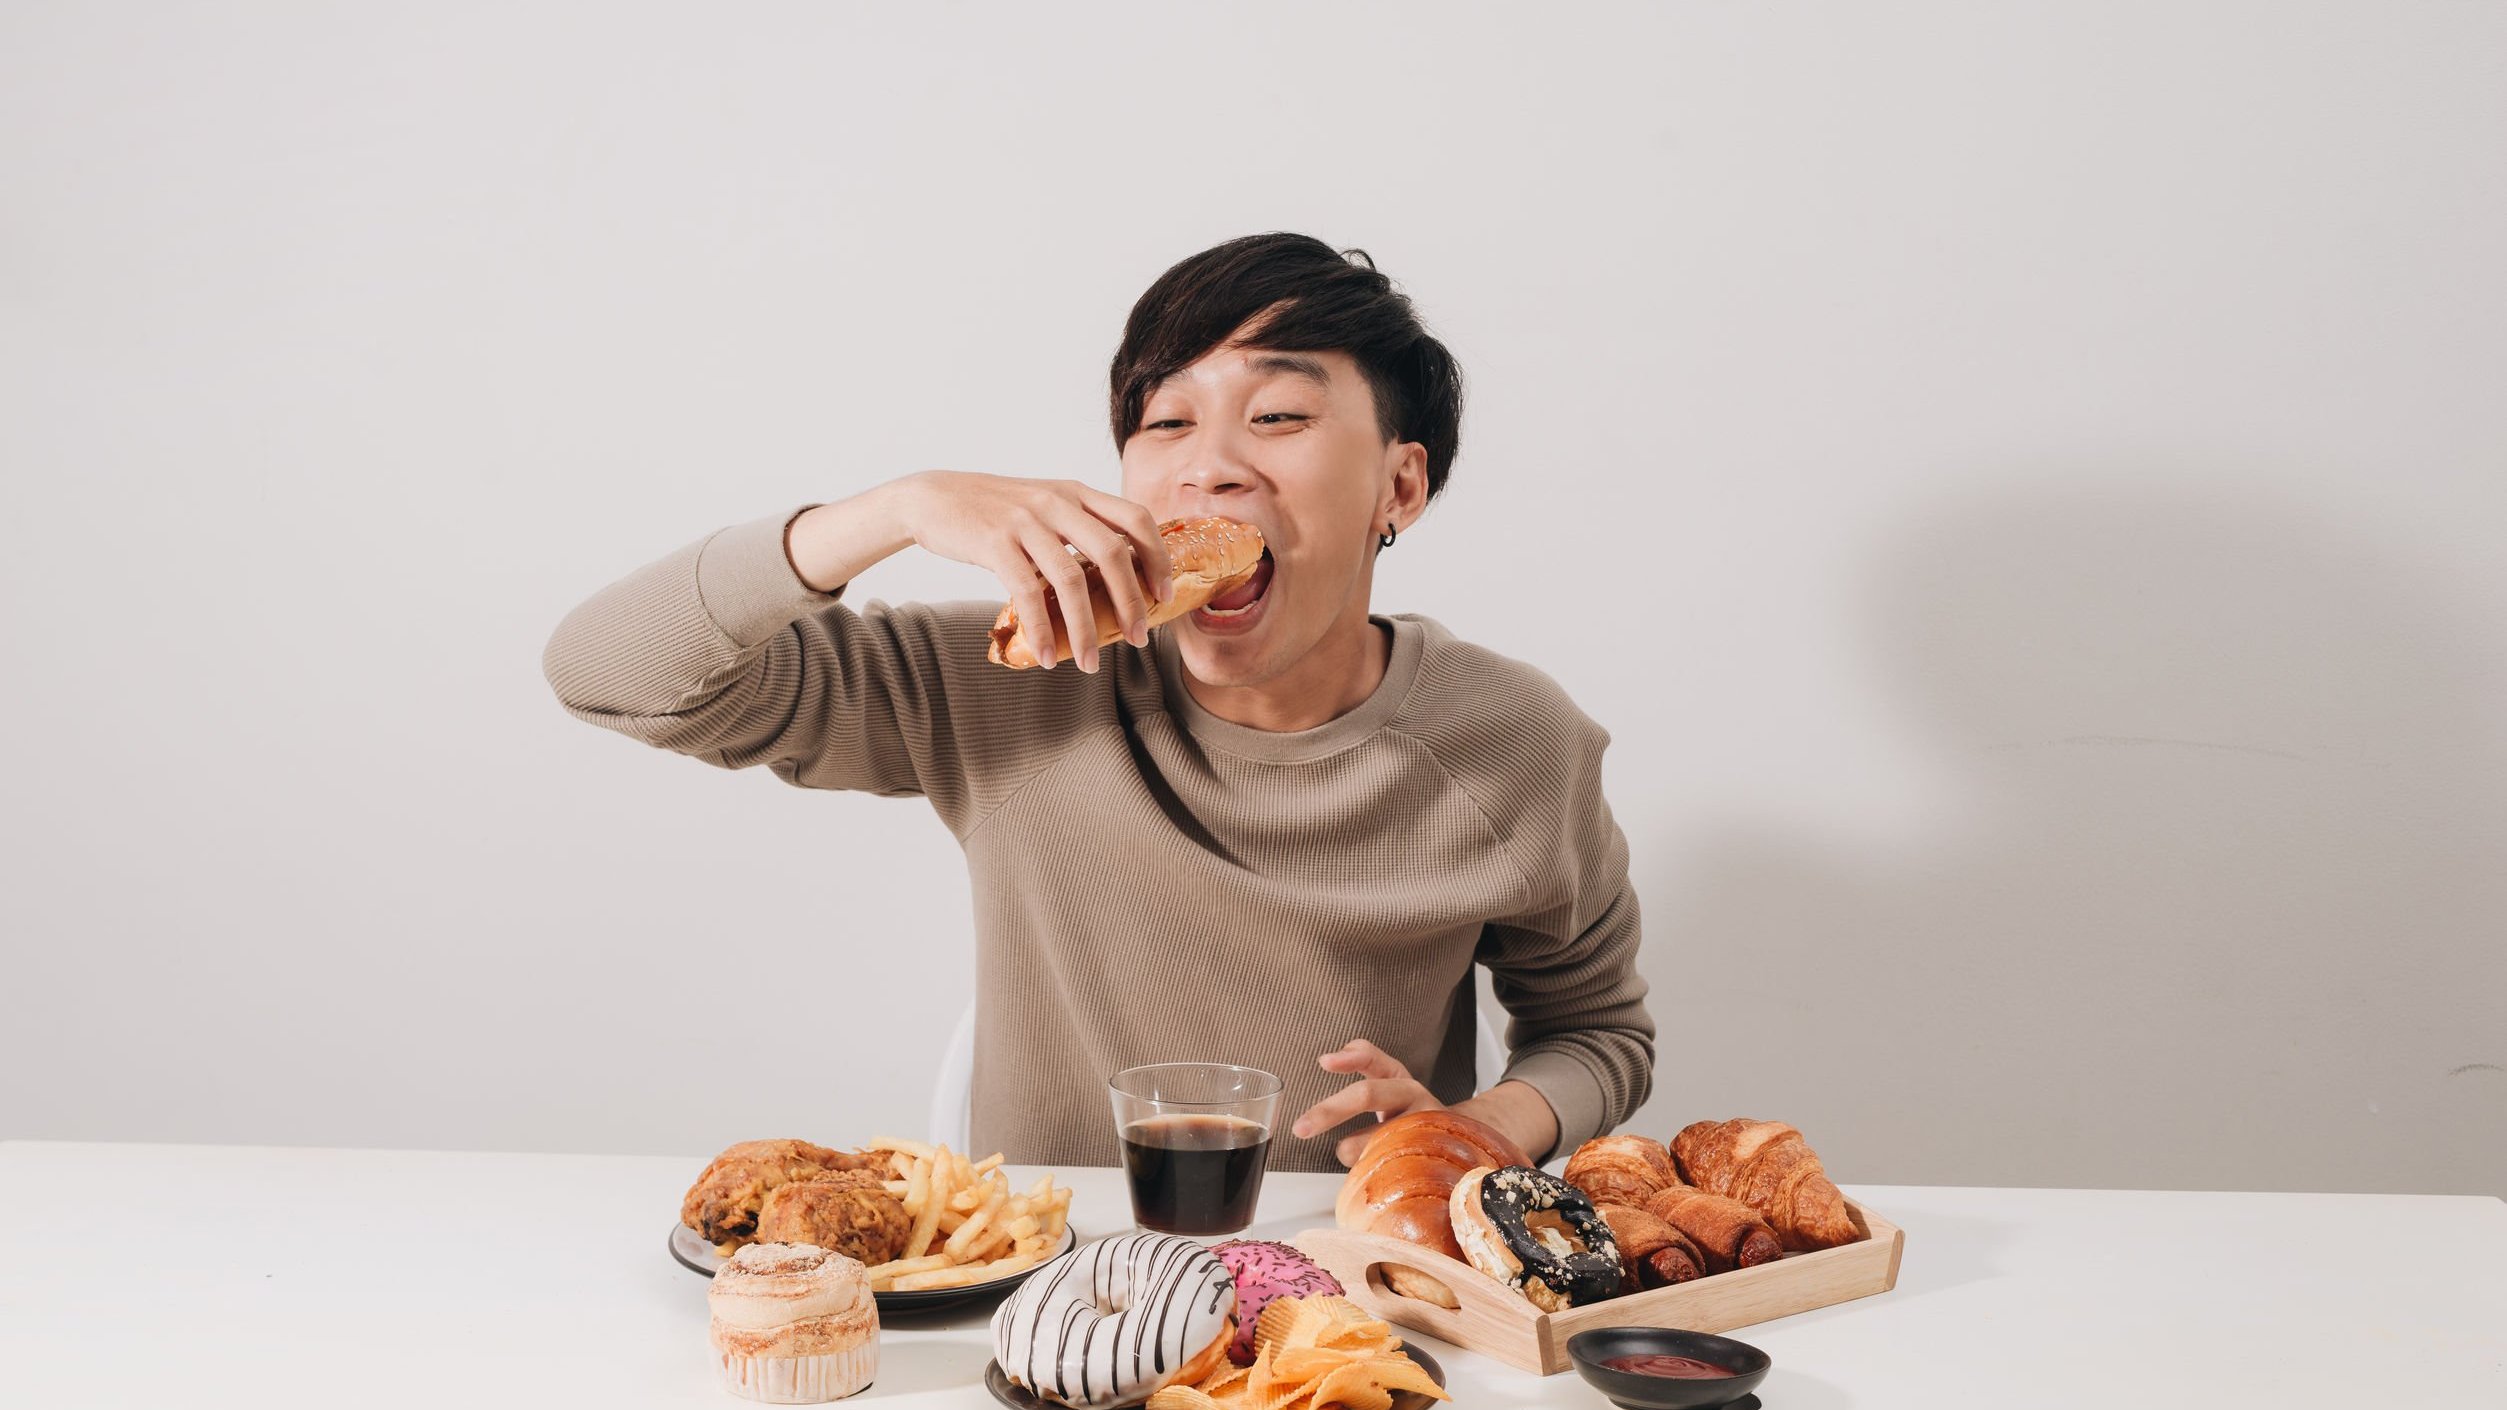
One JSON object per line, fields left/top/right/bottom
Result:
{"left": 1293, "top": 1198, "right": 1903, "bottom": 1375}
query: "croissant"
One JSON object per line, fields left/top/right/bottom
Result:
{"left": 987, "top": 516, "right": 1266, "bottom": 668}
{"left": 1595, "top": 1202, "right": 1706, "bottom": 1291}
{"left": 1670, "top": 1118, "right": 1861, "bottom": 1252}
{"left": 1562, "top": 1134, "right": 1681, "bottom": 1209}
{"left": 1641, "top": 1186, "right": 1786, "bottom": 1274}
{"left": 1334, "top": 1109, "right": 1534, "bottom": 1309}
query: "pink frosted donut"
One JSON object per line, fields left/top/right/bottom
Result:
{"left": 1210, "top": 1240, "right": 1345, "bottom": 1364}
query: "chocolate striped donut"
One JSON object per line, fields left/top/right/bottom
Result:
{"left": 989, "top": 1232, "right": 1236, "bottom": 1408}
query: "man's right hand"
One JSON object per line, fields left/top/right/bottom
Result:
{"left": 789, "top": 472, "right": 1175, "bottom": 673}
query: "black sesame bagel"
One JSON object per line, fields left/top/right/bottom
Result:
{"left": 1448, "top": 1163, "right": 1624, "bottom": 1311}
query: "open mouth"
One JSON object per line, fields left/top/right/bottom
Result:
{"left": 1195, "top": 550, "right": 1274, "bottom": 620}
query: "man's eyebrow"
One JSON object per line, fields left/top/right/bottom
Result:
{"left": 1246, "top": 353, "right": 1332, "bottom": 386}
{"left": 1147, "top": 352, "right": 1333, "bottom": 398}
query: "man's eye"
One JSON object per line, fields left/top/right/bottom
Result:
{"left": 1144, "top": 419, "right": 1188, "bottom": 431}
{"left": 1254, "top": 413, "right": 1310, "bottom": 425}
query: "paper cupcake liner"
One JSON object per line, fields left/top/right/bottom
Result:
{"left": 716, "top": 1339, "right": 877, "bottom": 1404}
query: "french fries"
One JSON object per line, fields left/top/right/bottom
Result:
{"left": 859, "top": 1138, "right": 1073, "bottom": 1293}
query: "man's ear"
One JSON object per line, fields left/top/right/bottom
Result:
{"left": 1381, "top": 440, "right": 1430, "bottom": 533}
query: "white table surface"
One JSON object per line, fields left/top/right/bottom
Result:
{"left": 1, "top": 1141, "right": 2500, "bottom": 1407}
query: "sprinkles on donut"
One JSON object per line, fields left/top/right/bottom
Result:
{"left": 1211, "top": 1238, "right": 1344, "bottom": 1364}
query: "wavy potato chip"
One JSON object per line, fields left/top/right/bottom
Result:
{"left": 1315, "top": 1318, "right": 1399, "bottom": 1354}
{"left": 1254, "top": 1297, "right": 1321, "bottom": 1352}
{"left": 1239, "top": 1366, "right": 1313, "bottom": 1410}
{"left": 1308, "top": 1362, "right": 1399, "bottom": 1410}
{"left": 1353, "top": 1353, "right": 1446, "bottom": 1402}
{"left": 1163, "top": 1294, "right": 1445, "bottom": 1410}
{"left": 1271, "top": 1347, "right": 1350, "bottom": 1384}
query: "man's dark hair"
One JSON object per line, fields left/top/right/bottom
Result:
{"left": 1109, "top": 233, "right": 1464, "bottom": 501}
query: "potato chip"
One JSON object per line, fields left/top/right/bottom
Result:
{"left": 1307, "top": 1296, "right": 1386, "bottom": 1332}
{"left": 1237, "top": 1345, "right": 1311, "bottom": 1410}
{"left": 1310, "top": 1312, "right": 1397, "bottom": 1354}
{"left": 1237, "top": 1375, "right": 1310, "bottom": 1410}
{"left": 1317, "top": 1326, "right": 1399, "bottom": 1356}
{"left": 1254, "top": 1297, "right": 1324, "bottom": 1354}
{"left": 1360, "top": 1352, "right": 1449, "bottom": 1403}
{"left": 1307, "top": 1363, "right": 1398, "bottom": 1410}
{"left": 1167, "top": 1293, "right": 1442, "bottom": 1410}
{"left": 1271, "top": 1347, "right": 1348, "bottom": 1382}
{"left": 1147, "top": 1387, "right": 1222, "bottom": 1410}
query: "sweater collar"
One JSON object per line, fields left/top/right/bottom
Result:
{"left": 1151, "top": 614, "right": 1425, "bottom": 763}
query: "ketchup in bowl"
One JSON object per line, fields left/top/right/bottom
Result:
{"left": 1599, "top": 1353, "right": 1738, "bottom": 1379}
{"left": 1568, "top": 1326, "right": 1771, "bottom": 1408}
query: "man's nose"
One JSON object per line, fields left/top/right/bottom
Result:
{"left": 1179, "top": 467, "right": 1252, "bottom": 496}
{"left": 1178, "top": 426, "right": 1262, "bottom": 496}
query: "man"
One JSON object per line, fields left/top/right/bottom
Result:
{"left": 543, "top": 232, "right": 1653, "bottom": 1172}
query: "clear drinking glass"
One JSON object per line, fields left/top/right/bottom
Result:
{"left": 1108, "top": 1062, "right": 1283, "bottom": 1237}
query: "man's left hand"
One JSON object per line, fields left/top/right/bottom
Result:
{"left": 1289, "top": 1039, "right": 1442, "bottom": 1166}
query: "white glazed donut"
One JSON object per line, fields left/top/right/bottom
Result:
{"left": 990, "top": 1231, "right": 1236, "bottom": 1408}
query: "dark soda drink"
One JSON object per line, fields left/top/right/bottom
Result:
{"left": 1119, "top": 1112, "right": 1271, "bottom": 1235}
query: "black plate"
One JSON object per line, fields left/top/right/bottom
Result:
{"left": 669, "top": 1222, "right": 1078, "bottom": 1312}
{"left": 985, "top": 1343, "right": 1445, "bottom": 1410}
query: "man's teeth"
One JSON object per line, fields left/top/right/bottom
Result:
{"left": 1201, "top": 601, "right": 1256, "bottom": 618}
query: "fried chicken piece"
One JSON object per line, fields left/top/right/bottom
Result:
{"left": 756, "top": 1173, "right": 913, "bottom": 1266}
{"left": 680, "top": 1139, "right": 881, "bottom": 1249}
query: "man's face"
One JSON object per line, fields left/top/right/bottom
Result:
{"left": 1121, "top": 332, "right": 1401, "bottom": 689}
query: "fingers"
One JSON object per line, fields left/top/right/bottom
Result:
{"left": 1337, "top": 1131, "right": 1376, "bottom": 1167}
{"left": 1289, "top": 1076, "right": 1435, "bottom": 1141}
{"left": 1019, "top": 526, "right": 1100, "bottom": 672}
{"left": 1077, "top": 487, "right": 1173, "bottom": 602}
{"left": 1051, "top": 510, "right": 1152, "bottom": 648}
{"left": 1317, "top": 1038, "right": 1410, "bottom": 1081}
{"left": 973, "top": 482, "right": 1173, "bottom": 670}
{"left": 992, "top": 552, "right": 1058, "bottom": 670}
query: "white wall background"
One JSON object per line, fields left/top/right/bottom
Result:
{"left": 3, "top": 1, "right": 2500, "bottom": 1195}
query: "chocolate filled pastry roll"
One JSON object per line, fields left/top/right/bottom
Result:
{"left": 1641, "top": 1185, "right": 1787, "bottom": 1275}
{"left": 1595, "top": 1202, "right": 1707, "bottom": 1291}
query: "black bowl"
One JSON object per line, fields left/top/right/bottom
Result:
{"left": 1565, "top": 1327, "right": 1771, "bottom": 1410}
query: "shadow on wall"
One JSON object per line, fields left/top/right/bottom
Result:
{"left": 1655, "top": 482, "right": 2507, "bottom": 1196}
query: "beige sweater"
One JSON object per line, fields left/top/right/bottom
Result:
{"left": 542, "top": 504, "right": 1655, "bottom": 1172}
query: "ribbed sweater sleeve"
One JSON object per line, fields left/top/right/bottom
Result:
{"left": 541, "top": 503, "right": 1038, "bottom": 831}
{"left": 1479, "top": 798, "right": 1653, "bottom": 1160}
{"left": 1398, "top": 639, "right": 1657, "bottom": 1160}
